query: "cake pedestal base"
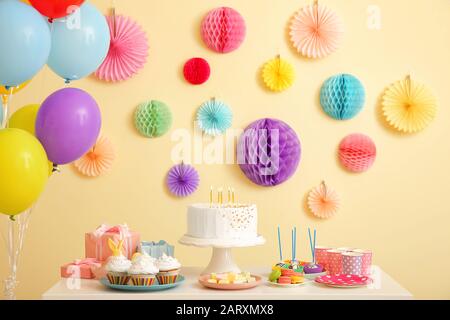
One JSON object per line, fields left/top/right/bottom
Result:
{"left": 203, "top": 248, "right": 240, "bottom": 275}
{"left": 179, "top": 235, "right": 265, "bottom": 275}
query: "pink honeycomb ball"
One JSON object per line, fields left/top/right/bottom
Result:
{"left": 339, "top": 133, "right": 376, "bottom": 173}
{"left": 201, "top": 7, "right": 246, "bottom": 53}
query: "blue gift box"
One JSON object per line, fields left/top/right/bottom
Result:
{"left": 139, "top": 240, "right": 175, "bottom": 258}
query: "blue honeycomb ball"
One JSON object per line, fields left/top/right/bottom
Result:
{"left": 320, "top": 74, "right": 365, "bottom": 120}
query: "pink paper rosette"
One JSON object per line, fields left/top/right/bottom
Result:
{"left": 289, "top": 3, "right": 344, "bottom": 59}
{"left": 95, "top": 14, "right": 149, "bottom": 82}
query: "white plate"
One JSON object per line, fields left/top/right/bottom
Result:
{"left": 304, "top": 271, "right": 327, "bottom": 280}
{"left": 267, "top": 280, "right": 309, "bottom": 288}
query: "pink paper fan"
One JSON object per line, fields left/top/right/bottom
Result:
{"left": 308, "top": 181, "right": 340, "bottom": 219}
{"left": 289, "top": 3, "right": 344, "bottom": 59}
{"left": 201, "top": 7, "right": 246, "bottom": 53}
{"left": 95, "top": 15, "right": 149, "bottom": 82}
{"left": 73, "top": 136, "right": 115, "bottom": 177}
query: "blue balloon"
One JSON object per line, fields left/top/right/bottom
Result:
{"left": 47, "top": 2, "right": 110, "bottom": 82}
{"left": 0, "top": 0, "right": 51, "bottom": 87}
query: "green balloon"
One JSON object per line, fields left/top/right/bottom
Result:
{"left": 134, "top": 100, "right": 173, "bottom": 138}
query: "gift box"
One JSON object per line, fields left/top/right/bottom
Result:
{"left": 85, "top": 224, "right": 140, "bottom": 261}
{"left": 60, "top": 258, "right": 101, "bottom": 279}
{"left": 140, "top": 240, "right": 174, "bottom": 259}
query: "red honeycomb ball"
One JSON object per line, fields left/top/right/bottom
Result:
{"left": 183, "top": 57, "right": 210, "bottom": 85}
{"left": 339, "top": 133, "right": 376, "bottom": 173}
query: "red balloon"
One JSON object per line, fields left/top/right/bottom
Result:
{"left": 29, "top": 0, "right": 85, "bottom": 20}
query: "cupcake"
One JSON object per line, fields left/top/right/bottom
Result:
{"left": 128, "top": 253, "right": 159, "bottom": 286}
{"left": 105, "top": 239, "right": 132, "bottom": 285}
{"left": 303, "top": 263, "right": 324, "bottom": 274}
{"left": 155, "top": 253, "right": 181, "bottom": 284}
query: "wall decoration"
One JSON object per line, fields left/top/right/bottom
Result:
{"left": 261, "top": 56, "right": 295, "bottom": 92}
{"left": 134, "top": 100, "right": 173, "bottom": 138}
{"left": 237, "top": 118, "right": 301, "bottom": 187}
{"left": 196, "top": 99, "right": 233, "bottom": 136}
{"left": 339, "top": 133, "right": 376, "bottom": 173}
{"left": 73, "top": 136, "right": 115, "bottom": 177}
{"left": 166, "top": 163, "right": 200, "bottom": 197}
{"left": 183, "top": 57, "right": 211, "bottom": 85}
{"left": 307, "top": 181, "right": 340, "bottom": 219}
{"left": 320, "top": 74, "right": 365, "bottom": 120}
{"left": 95, "top": 14, "right": 149, "bottom": 82}
{"left": 289, "top": 2, "right": 344, "bottom": 59}
{"left": 382, "top": 75, "right": 437, "bottom": 133}
{"left": 201, "top": 7, "right": 246, "bottom": 54}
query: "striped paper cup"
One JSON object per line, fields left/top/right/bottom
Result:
{"left": 156, "top": 270, "right": 179, "bottom": 284}
{"left": 326, "top": 250, "right": 343, "bottom": 275}
{"left": 107, "top": 272, "right": 130, "bottom": 285}
{"left": 131, "top": 275, "right": 156, "bottom": 286}
{"left": 314, "top": 246, "right": 331, "bottom": 271}
{"left": 352, "top": 249, "right": 372, "bottom": 276}
{"left": 342, "top": 252, "right": 363, "bottom": 275}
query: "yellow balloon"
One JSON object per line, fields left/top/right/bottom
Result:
{"left": 9, "top": 104, "right": 54, "bottom": 176}
{"left": 21, "top": 0, "right": 31, "bottom": 4}
{"left": 0, "top": 80, "right": 30, "bottom": 96}
{"left": 0, "top": 128, "right": 49, "bottom": 216}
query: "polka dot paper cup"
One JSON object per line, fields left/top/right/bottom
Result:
{"left": 326, "top": 250, "right": 343, "bottom": 275}
{"left": 352, "top": 249, "right": 373, "bottom": 276}
{"left": 342, "top": 252, "right": 363, "bottom": 275}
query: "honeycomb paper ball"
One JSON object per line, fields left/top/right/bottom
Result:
{"left": 201, "top": 7, "right": 246, "bottom": 53}
{"left": 339, "top": 133, "right": 376, "bottom": 173}
{"left": 237, "top": 118, "right": 301, "bottom": 187}
{"left": 134, "top": 100, "right": 172, "bottom": 138}
{"left": 320, "top": 74, "right": 365, "bottom": 120}
{"left": 183, "top": 57, "right": 211, "bottom": 85}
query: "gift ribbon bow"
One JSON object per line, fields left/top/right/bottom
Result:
{"left": 72, "top": 258, "right": 101, "bottom": 267}
{"left": 93, "top": 224, "right": 131, "bottom": 240}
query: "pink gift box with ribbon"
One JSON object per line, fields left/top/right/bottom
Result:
{"left": 60, "top": 258, "right": 101, "bottom": 279}
{"left": 85, "top": 224, "right": 140, "bottom": 261}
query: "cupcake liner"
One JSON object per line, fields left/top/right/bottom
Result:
{"left": 107, "top": 272, "right": 130, "bottom": 285}
{"left": 156, "top": 271, "right": 179, "bottom": 284}
{"left": 131, "top": 275, "right": 156, "bottom": 286}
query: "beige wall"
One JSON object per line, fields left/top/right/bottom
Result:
{"left": 1, "top": 0, "right": 449, "bottom": 299}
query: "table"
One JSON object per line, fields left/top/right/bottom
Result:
{"left": 42, "top": 266, "right": 413, "bottom": 300}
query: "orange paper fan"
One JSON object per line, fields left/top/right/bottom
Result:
{"left": 307, "top": 181, "right": 340, "bottom": 219}
{"left": 74, "top": 136, "right": 115, "bottom": 177}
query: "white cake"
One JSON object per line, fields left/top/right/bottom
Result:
{"left": 187, "top": 204, "right": 258, "bottom": 241}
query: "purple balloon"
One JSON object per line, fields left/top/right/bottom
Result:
{"left": 35, "top": 88, "right": 101, "bottom": 165}
{"left": 237, "top": 118, "right": 301, "bottom": 187}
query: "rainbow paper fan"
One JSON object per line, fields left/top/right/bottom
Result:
{"left": 307, "top": 181, "right": 340, "bottom": 219}
{"left": 73, "top": 136, "right": 115, "bottom": 177}
{"left": 95, "top": 14, "right": 149, "bottom": 82}
{"left": 289, "top": 3, "right": 344, "bottom": 59}
{"left": 262, "top": 56, "right": 295, "bottom": 92}
{"left": 201, "top": 7, "right": 246, "bottom": 53}
{"left": 339, "top": 133, "right": 376, "bottom": 173}
{"left": 166, "top": 163, "right": 200, "bottom": 197}
{"left": 382, "top": 76, "right": 437, "bottom": 133}
{"left": 196, "top": 99, "right": 233, "bottom": 136}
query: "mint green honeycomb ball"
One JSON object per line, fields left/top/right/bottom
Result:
{"left": 134, "top": 100, "right": 173, "bottom": 138}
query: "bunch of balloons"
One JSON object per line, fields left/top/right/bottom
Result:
{"left": 0, "top": 0, "right": 108, "bottom": 218}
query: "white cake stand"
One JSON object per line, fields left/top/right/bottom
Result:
{"left": 179, "top": 235, "right": 266, "bottom": 275}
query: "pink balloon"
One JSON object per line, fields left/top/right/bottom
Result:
{"left": 35, "top": 88, "right": 101, "bottom": 165}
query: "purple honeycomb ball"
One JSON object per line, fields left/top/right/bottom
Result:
{"left": 237, "top": 118, "right": 301, "bottom": 187}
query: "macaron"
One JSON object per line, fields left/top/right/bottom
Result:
{"left": 281, "top": 268, "right": 295, "bottom": 276}
{"left": 291, "top": 276, "right": 304, "bottom": 284}
{"left": 278, "top": 276, "right": 291, "bottom": 284}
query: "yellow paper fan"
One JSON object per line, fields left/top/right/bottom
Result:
{"left": 73, "top": 136, "right": 115, "bottom": 177}
{"left": 262, "top": 56, "right": 295, "bottom": 92}
{"left": 307, "top": 181, "right": 340, "bottom": 219}
{"left": 382, "top": 76, "right": 437, "bottom": 133}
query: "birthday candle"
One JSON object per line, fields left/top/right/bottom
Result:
{"left": 227, "top": 187, "right": 231, "bottom": 203}
{"left": 210, "top": 186, "right": 213, "bottom": 207}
